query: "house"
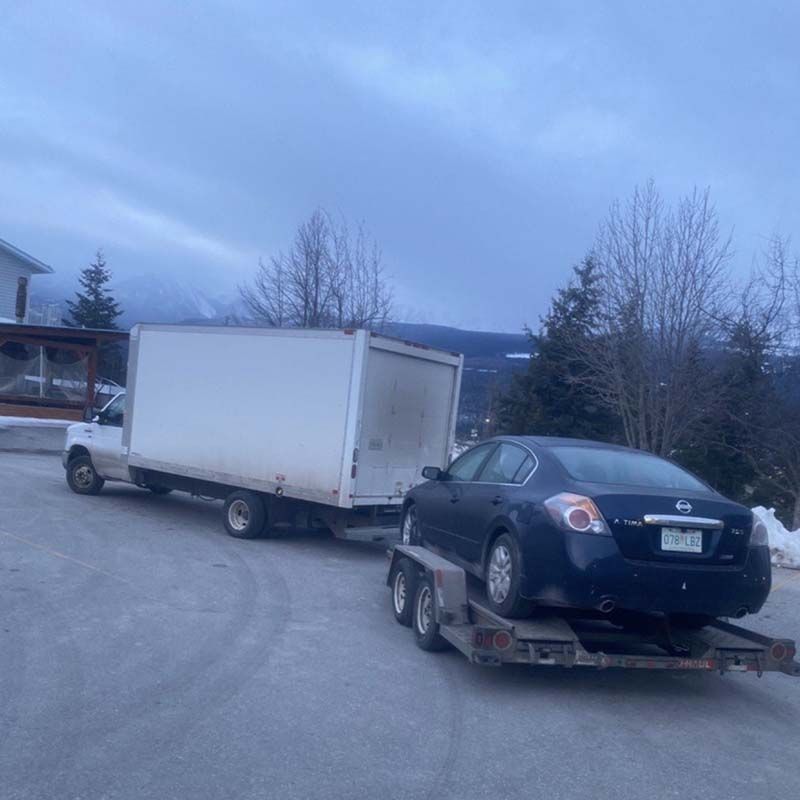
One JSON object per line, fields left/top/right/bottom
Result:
{"left": 0, "top": 237, "right": 53, "bottom": 323}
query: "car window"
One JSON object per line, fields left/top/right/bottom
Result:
{"left": 476, "top": 443, "right": 529, "bottom": 484}
{"left": 512, "top": 454, "right": 536, "bottom": 484}
{"left": 549, "top": 445, "right": 710, "bottom": 492}
{"left": 448, "top": 443, "right": 495, "bottom": 481}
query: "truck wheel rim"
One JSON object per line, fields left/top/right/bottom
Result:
{"left": 393, "top": 572, "right": 407, "bottom": 614}
{"left": 488, "top": 544, "right": 512, "bottom": 604}
{"left": 402, "top": 509, "right": 416, "bottom": 545}
{"left": 228, "top": 500, "right": 250, "bottom": 531}
{"left": 73, "top": 465, "right": 93, "bottom": 488}
{"left": 416, "top": 585, "right": 432, "bottom": 634}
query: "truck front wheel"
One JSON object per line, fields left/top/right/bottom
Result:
{"left": 66, "top": 455, "right": 105, "bottom": 495}
{"left": 223, "top": 491, "right": 267, "bottom": 539}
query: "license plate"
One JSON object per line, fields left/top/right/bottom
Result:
{"left": 661, "top": 528, "right": 703, "bottom": 553}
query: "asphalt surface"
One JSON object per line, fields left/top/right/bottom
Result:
{"left": 2, "top": 447, "right": 800, "bottom": 800}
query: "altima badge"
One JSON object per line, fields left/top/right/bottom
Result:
{"left": 676, "top": 499, "right": 692, "bottom": 514}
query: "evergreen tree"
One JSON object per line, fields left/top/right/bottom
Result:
{"left": 63, "top": 250, "right": 122, "bottom": 329}
{"left": 497, "top": 258, "right": 619, "bottom": 441}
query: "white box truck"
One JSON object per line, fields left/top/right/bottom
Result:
{"left": 62, "top": 325, "right": 463, "bottom": 540}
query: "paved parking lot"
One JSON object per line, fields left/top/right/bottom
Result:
{"left": 2, "top": 449, "right": 799, "bottom": 800}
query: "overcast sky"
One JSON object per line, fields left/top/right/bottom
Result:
{"left": 1, "top": 1, "right": 798, "bottom": 331}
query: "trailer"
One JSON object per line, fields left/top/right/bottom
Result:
{"left": 387, "top": 545, "right": 800, "bottom": 676}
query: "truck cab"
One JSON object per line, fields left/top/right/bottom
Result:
{"left": 63, "top": 393, "right": 131, "bottom": 491}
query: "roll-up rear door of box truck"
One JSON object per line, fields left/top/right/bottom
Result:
{"left": 352, "top": 336, "right": 461, "bottom": 504}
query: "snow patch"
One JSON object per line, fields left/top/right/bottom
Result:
{"left": 0, "top": 416, "right": 73, "bottom": 428}
{"left": 752, "top": 506, "right": 800, "bottom": 570}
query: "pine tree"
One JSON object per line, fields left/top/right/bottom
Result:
{"left": 497, "top": 258, "right": 619, "bottom": 441}
{"left": 63, "top": 250, "right": 122, "bottom": 329}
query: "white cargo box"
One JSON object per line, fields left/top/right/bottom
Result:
{"left": 123, "top": 325, "right": 462, "bottom": 509}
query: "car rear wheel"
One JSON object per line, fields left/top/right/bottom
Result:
{"left": 486, "top": 533, "right": 533, "bottom": 619}
{"left": 401, "top": 503, "right": 421, "bottom": 546}
{"left": 413, "top": 575, "right": 448, "bottom": 651}
{"left": 390, "top": 558, "right": 418, "bottom": 627}
{"left": 223, "top": 491, "right": 267, "bottom": 539}
{"left": 66, "top": 455, "right": 105, "bottom": 495}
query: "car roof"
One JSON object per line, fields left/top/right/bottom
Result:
{"left": 492, "top": 435, "right": 637, "bottom": 452}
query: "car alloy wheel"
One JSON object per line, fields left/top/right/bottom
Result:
{"left": 488, "top": 543, "right": 512, "bottom": 604}
{"left": 402, "top": 506, "right": 418, "bottom": 545}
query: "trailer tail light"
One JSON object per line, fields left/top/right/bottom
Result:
{"left": 544, "top": 493, "right": 611, "bottom": 536}
{"left": 351, "top": 464, "right": 357, "bottom": 479}
{"left": 472, "top": 628, "right": 514, "bottom": 652}
{"left": 770, "top": 642, "right": 792, "bottom": 662}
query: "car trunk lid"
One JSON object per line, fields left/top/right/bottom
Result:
{"left": 589, "top": 487, "right": 753, "bottom": 565}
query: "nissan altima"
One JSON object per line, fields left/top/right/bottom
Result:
{"left": 401, "top": 436, "right": 771, "bottom": 623}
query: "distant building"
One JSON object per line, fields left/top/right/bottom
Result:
{"left": 0, "top": 237, "right": 54, "bottom": 323}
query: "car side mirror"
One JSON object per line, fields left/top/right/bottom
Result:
{"left": 421, "top": 466, "right": 444, "bottom": 481}
{"left": 82, "top": 406, "right": 95, "bottom": 422}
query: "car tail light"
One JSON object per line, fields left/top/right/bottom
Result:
{"left": 750, "top": 513, "right": 769, "bottom": 546}
{"left": 544, "top": 492, "right": 611, "bottom": 536}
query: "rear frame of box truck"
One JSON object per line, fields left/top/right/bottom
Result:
{"left": 123, "top": 325, "right": 462, "bottom": 525}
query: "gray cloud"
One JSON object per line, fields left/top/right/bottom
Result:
{"left": 1, "top": 0, "right": 798, "bottom": 330}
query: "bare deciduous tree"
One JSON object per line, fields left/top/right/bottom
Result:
{"left": 240, "top": 209, "right": 393, "bottom": 330}
{"left": 570, "top": 181, "right": 732, "bottom": 456}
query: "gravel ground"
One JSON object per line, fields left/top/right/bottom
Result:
{"left": 2, "top": 449, "right": 799, "bottom": 800}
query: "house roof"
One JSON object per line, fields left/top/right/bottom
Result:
{"left": 0, "top": 237, "right": 54, "bottom": 274}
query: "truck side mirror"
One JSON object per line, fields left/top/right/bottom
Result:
{"left": 421, "top": 466, "right": 443, "bottom": 481}
{"left": 82, "top": 406, "right": 95, "bottom": 422}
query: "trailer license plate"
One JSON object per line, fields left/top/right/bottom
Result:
{"left": 661, "top": 528, "right": 703, "bottom": 553}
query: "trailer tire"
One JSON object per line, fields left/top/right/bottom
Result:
{"left": 412, "top": 575, "right": 448, "bottom": 651}
{"left": 485, "top": 533, "right": 534, "bottom": 619}
{"left": 401, "top": 503, "right": 421, "bottom": 546}
{"left": 223, "top": 491, "right": 267, "bottom": 539}
{"left": 66, "top": 455, "right": 105, "bottom": 495}
{"left": 390, "top": 558, "right": 418, "bottom": 627}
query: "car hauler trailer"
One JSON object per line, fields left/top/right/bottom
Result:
{"left": 387, "top": 546, "right": 800, "bottom": 676}
{"left": 65, "top": 325, "right": 462, "bottom": 540}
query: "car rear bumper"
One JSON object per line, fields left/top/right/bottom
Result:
{"left": 521, "top": 533, "right": 772, "bottom": 617}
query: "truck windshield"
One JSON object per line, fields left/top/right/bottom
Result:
{"left": 549, "top": 446, "right": 710, "bottom": 492}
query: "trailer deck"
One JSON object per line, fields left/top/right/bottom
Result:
{"left": 388, "top": 545, "right": 800, "bottom": 677}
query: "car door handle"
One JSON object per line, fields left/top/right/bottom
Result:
{"left": 491, "top": 495, "right": 504, "bottom": 506}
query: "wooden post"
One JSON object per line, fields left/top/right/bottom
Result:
{"left": 86, "top": 347, "right": 97, "bottom": 410}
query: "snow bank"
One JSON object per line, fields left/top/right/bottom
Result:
{"left": 0, "top": 416, "right": 73, "bottom": 428}
{"left": 752, "top": 506, "right": 800, "bottom": 570}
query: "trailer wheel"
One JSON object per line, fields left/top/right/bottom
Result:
{"left": 66, "top": 455, "right": 105, "bottom": 495}
{"left": 390, "top": 558, "right": 418, "bottom": 627}
{"left": 401, "top": 503, "right": 421, "bottom": 546}
{"left": 223, "top": 491, "right": 267, "bottom": 539}
{"left": 413, "top": 575, "right": 448, "bottom": 651}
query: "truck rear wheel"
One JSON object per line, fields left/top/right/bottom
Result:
{"left": 413, "top": 575, "right": 448, "bottom": 651}
{"left": 66, "top": 455, "right": 105, "bottom": 495}
{"left": 223, "top": 491, "right": 266, "bottom": 539}
{"left": 390, "top": 558, "right": 418, "bottom": 627}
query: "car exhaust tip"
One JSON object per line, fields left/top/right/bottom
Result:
{"left": 734, "top": 606, "right": 749, "bottom": 619}
{"left": 598, "top": 598, "right": 617, "bottom": 614}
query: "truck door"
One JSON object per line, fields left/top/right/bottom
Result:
{"left": 91, "top": 394, "right": 128, "bottom": 481}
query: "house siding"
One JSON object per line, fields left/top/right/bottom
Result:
{"left": 0, "top": 249, "right": 36, "bottom": 322}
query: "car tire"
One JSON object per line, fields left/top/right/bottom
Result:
{"left": 223, "top": 491, "right": 267, "bottom": 539}
{"left": 412, "top": 575, "right": 448, "bottom": 651}
{"left": 66, "top": 455, "right": 105, "bottom": 495}
{"left": 485, "top": 533, "right": 533, "bottom": 619}
{"left": 401, "top": 503, "right": 421, "bottom": 546}
{"left": 390, "top": 558, "right": 418, "bottom": 627}
{"left": 146, "top": 485, "right": 173, "bottom": 495}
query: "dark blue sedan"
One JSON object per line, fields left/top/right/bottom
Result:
{"left": 401, "top": 436, "right": 772, "bottom": 623}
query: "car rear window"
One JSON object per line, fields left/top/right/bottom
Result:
{"left": 549, "top": 446, "right": 710, "bottom": 492}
